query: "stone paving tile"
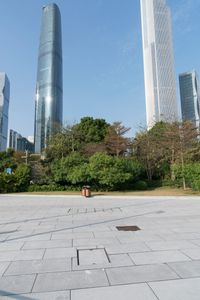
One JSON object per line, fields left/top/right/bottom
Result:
{"left": 172, "top": 227, "right": 200, "bottom": 233}
{"left": 168, "top": 260, "right": 200, "bottom": 278}
{"left": 71, "top": 283, "right": 158, "bottom": 300}
{"left": 146, "top": 240, "right": 199, "bottom": 251}
{"left": 189, "top": 239, "right": 200, "bottom": 247}
{"left": 0, "top": 225, "right": 21, "bottom": 232}
{"left": 72, "top": 253, "right": 134, "bottom": 271}
{"left": 6, "top": 232, "right": 52, "bottom": 242}
{"left": 32, "top": 269, "right": 109, "bottom": 292}
{"left": 0, "top": 249, "right": 44, "bottom": 262}
{"left": 2, "top": 290, "right": 70, "bottom": 299}
{"left": 130, "top": 250, "right": 191, "bottom": 265}
{"left": 160, "top": 233, "right": 200, "bottom": 241}
{"left": 108, "top": 253, "right": 134, "bottom": 267}
{"left": 22, "top": 239, "right": 72, "bottom": 250}
{"left": 0, "top": 251, "right": 20, "bottom": 262}
{"left": 93, "top": 231, "right": 123, "bottom": 238}
{"left": 73, "top": 226, "right": 112, "bottom": 232}
{"left": 51, "top": 232, "right": 94, "bottom": 240}
{"left": 106, "top": 264, "right": 179, "bottom": 285}
{"left": 0, "top": 274, "right": 36, "bottom": 296}
{"left": 117, "top": 235, "right": 163, "bottom": 243}
{"left": 105, "top": 242, "right": 151, "bottom": 254}
{"left": 181, "top": 248, "right": 200, "bottom": 260}
{"left": 43, "top": 247, "right": 76, "bottom": 259}
{"left": 149, "top": 278, "right": 200, "bottom": 300}
{"left": 0, "top": 262, "right": 10, "bottom": 276}
{"left": 78, "top": 248, "right": 109, "bottom": 265}
{"left": 13, "top": 249, "right": 45, "bottom": 261}
{"left": 0, "top": 242, "right": 24, "bottom": 252}
{"left": 73, "top": 238, "right": 120, "bottom": 247}
{"left": 0, "top": 237, "right": 9, "bottom": 243}
{"left": 4, "top": 258, "right": 71, "bottom": 276}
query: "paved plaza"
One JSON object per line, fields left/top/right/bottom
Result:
{"left": 0, "top": 195, "right": 199, "bottom": 299}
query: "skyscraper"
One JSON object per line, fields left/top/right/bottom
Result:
{"left": 0, "top": 73, "right": 10, "bottom": 152}
{"left": 9, "top": 129, "right": 22, "bottom": 151}
{"left": 9, "top": 129, "right": 34, "bottom": 152}
{"left": 34, "top": 3, "right": 63, "bottom": 153}
{"left": 140, "top": 0, "right": 178, "bottom": 129}
{"left": 179, "top": 70, "right": 200, "bottom": 131}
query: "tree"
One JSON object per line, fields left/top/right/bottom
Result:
{"left": 133, "top": 128, "right": 162, "bottom": 181}
{"left": 46, "top": 125, "right": 82, "bottom": 160}
{"left": 73, "top": 117, "right": 110, "bottom": 145}
{"left": 162, "top": 121, "right": 199, "bottom": 189}
{"left": 46, "top": 118, "right": 110, "bottom": 159}
{"left": 89, "top": 153, "right": 142, "bottom": 190}
{"left": 0, "top": 149, "right": 17, "bottom": 172}
{"left": 105, "top": 122, "right": 132, "bottom": 157}
{"left": 133, "top": 121, "right": 199, "bottom": 186}
{"left": 14, "top": 164, "right": 31, "bottom": 192}
{"left": 82, "top": 142, "right": 106, "bottom": 157}
{"left": 51, "top": 152, "right": 87, "bottom": 185}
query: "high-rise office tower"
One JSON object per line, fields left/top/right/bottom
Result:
{"left": 140, "top": 0, "right": 178, "bottom": 129}
{"left": 9, "top": 129, "right": 22, "bottom": 151}
{"left": 34, "top": 3, "right": 63, "bottom": 153}
{"left": 0, "top": 73, "right": 10, "bottom": 152}
{"left": 9, "top": 129, "right": 34, "bottom": 152}
{"left": 179, "top": 70, "right": 200, "bottom": 131}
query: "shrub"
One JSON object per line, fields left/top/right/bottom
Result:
{"left": 173, "top": 163, "right": 200, "bottom": 191}
{"left": 14, "top": 164, "right": 31, "bottom": 192}
{"left": 133, "top": 180, "right": 148, "bottom": 190}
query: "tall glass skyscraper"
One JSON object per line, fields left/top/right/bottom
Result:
{"left": 34, "top": 3, "right": 63, "bottom": 153}
{"left": 0, "top": 73, "right": 10, "bottom": 152}
{"left": 179, "top": 70, "right": 200, "bottom": 131}
{"left": 140, "top": 0, "right": 178, "bottom": 129}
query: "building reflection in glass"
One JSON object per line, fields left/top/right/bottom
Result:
{"left": 34, "top": 3, "right": 63, "bottom": 153}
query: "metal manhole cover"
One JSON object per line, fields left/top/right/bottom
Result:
{"left": 77, "top": 248, "right": 110, "bottom": 266}
{"left": 116, "top": 226, "right": 141, "bottom": 231}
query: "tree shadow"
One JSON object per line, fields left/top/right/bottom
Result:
{"left": 0, "top": 290, "right": 37, "bottom": 299}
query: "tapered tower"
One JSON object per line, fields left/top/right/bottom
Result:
{"left": 34, "top": 3, "right": 63, "bottom": 153}
{"left": 0, "top": 73, "right": 10, "bottom": 151}
{"left": 140, "top": 0, "right": 178, "bottom": 129}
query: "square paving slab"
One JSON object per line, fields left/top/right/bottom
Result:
{"left": 78, "top": 248, "right": 110, "bottom": 265}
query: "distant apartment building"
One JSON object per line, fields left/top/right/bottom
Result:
{"left": 140, "top": 0, "right": 178, "bottom": 129}
{"left": 9, "top": 129, "right": 34, "bottom": 152}
{"left": 0, "top": 73, "right": 10, "bottom": 151}
{"left": 179, "top": 70, "right": 200, "bottom": 131}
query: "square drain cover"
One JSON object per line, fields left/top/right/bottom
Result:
{"left": 116, "top": 226, "right": 141, "bottom": 231}
{"left": 77, "top": 248, "right": 110, "bottom": 266}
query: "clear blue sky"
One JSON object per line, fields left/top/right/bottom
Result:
{"left": 0, "top": 0, "right": 200, "bottom": 138}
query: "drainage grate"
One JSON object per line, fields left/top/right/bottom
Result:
{"left": 77, "top": 248, "right": 110, "bottom": 266}
{"left": 116, "top": 226, "right": 141, "bottom": 231}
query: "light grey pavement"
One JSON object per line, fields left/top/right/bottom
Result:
{"left": 0, "top": 194, "right": 199, "bottom": 299}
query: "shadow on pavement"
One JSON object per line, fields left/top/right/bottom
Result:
{"left": 2, "top": 209, "right": 159, "bottom": 243}
{"left": 0, "top": 290, "right": 37, "bottom": 299}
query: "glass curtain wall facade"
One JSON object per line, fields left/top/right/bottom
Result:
{"left": 140, "top": 0, "right": 178, "bottom": 129}
{"left": 9, "top": 129, "right": 22, "bottom": 151}
{"left": 34, "top": 3, "right": 63, "bottom": 153}
{"left": 9, "top": 129, "right": 34, "bottom": 152}
{"left": 179, "top": 71, "right": 200, "bottom": 131}
{"left": 0, "top": 73, "right": 10, "bottom": 152}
